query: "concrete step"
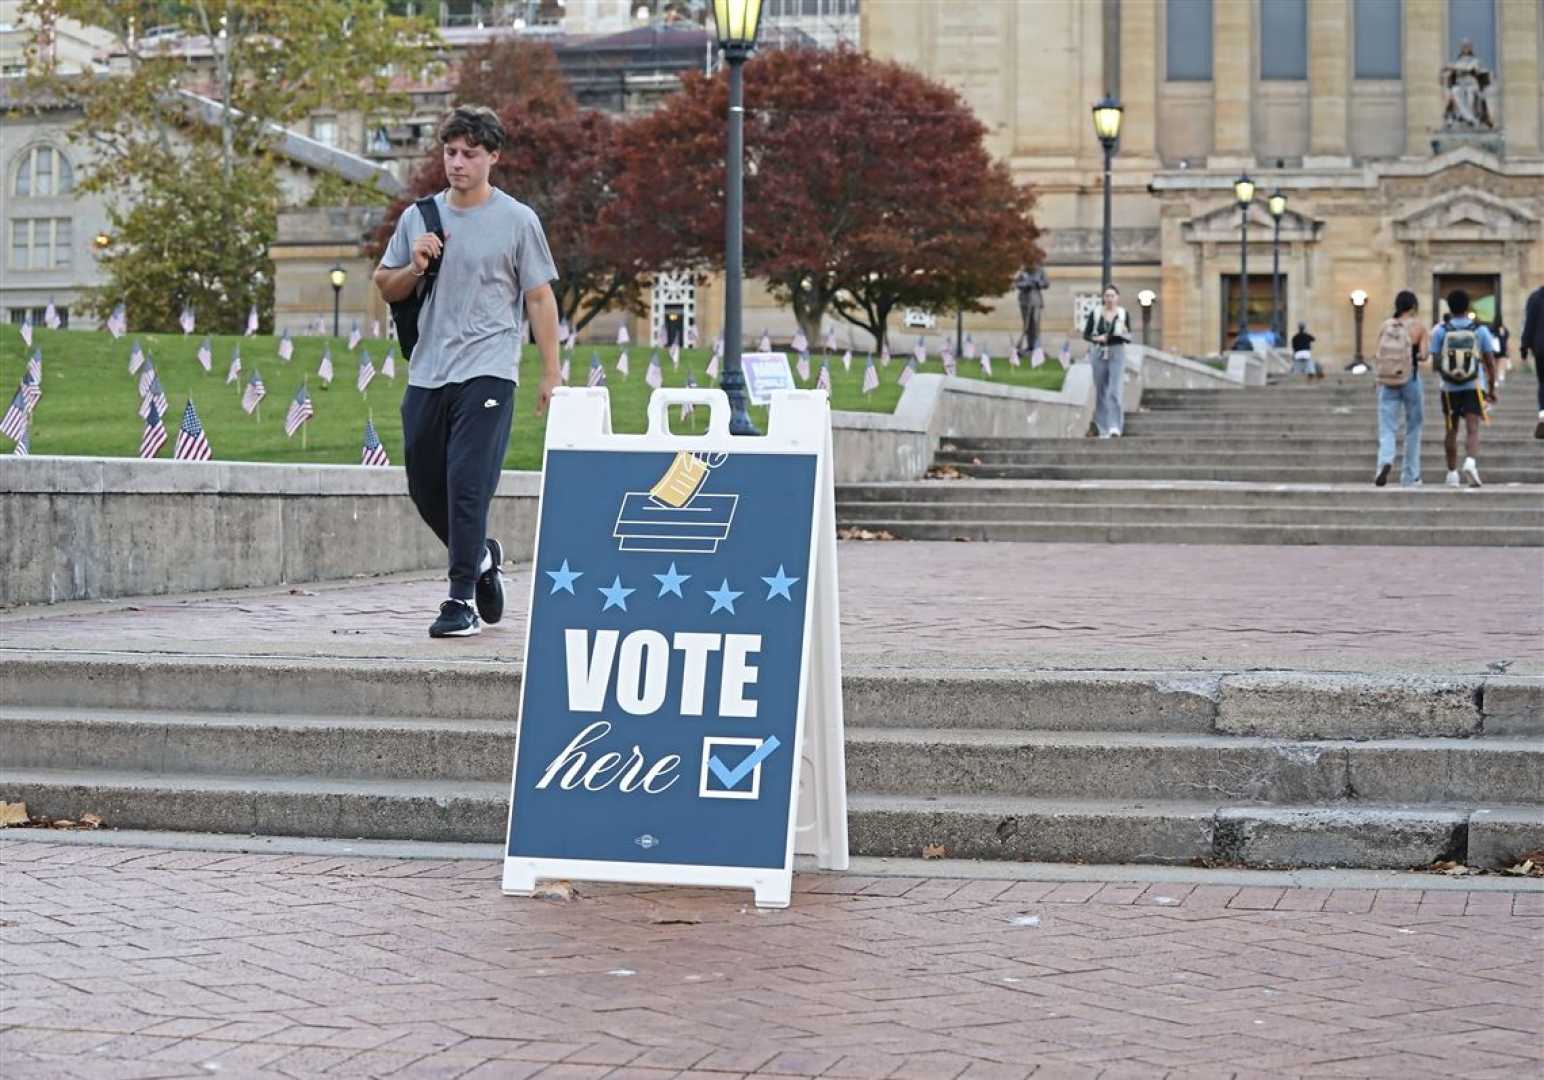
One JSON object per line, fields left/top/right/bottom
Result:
{"left": 832, "top": 516, "right": 1544, "bottom": 547}
{"left": 945, "top": 436, "right": 1544, "bottom": 453}
{"left": 936, "top": 449, "right": 1544, "bottom": 471}
{"left": 836, "top": 480, "right": 1544, "bottom": 509}
{"left": 1122, "top": 421, "right": 1542, "bottom": 437}
{"left": 954, "top": 463, "right": 1544, "bottom": 484}
{"left": 836, "top": 500, "right": 1544, "bottom": 528}
{"left": 2, "top": 767, "right": 1536, "bottom": 869}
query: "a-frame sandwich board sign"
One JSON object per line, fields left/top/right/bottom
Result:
{"left": 501, "top": 386, "right": 848, "bottom": 909}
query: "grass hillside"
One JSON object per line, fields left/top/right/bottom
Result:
{"left": 0, "top": 324, "right": 1065, "bottom": 471}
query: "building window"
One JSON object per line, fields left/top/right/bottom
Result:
{"left": 1166, "top": 0, "right": 1213, "bottom": 81}
{"left": 10, "top": 306, "right": 69, "bottom": 328}
{"left": 1448, "top": 0, "right": 1495, "bottom": 69}
{"left": 9, "top": 218, "right": 74, "bottom": 270}
{"left": 1260, "top": 0, "right": 1308, "bottom": 80}
{"left": 12, "top": 145, "right": 74, "bottom": 198}
{"left": 1354, "top": 0, "right": 1402, "bottom": 78}
{"left": 312, "top": 116, "right": 338, "bottom": 147}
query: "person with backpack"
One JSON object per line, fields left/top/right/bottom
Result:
{"left": 1371, "top": 291, "right": 1428, "bottom": 487}
{"left": 1290, "top": 322, "right": 1320, "bottom": 379}
{"left": 1429, "top": 288, "right": 1499, "bottom": 488}
{"left": 374, "top": 105, "right": 561, "bottom": 638}
{"left": 1522, "top": 284, "right": 1544, "bottom": 439}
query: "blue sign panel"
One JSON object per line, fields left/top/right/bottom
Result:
{"left": 507, "top": 448, "right": 820, "bottom": 872}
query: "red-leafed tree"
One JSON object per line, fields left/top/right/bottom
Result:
{"left": 616, "top": 46, "right": 1041, "bottom": 349}
{"left": 451, "top": 37, "right": 577, "bottom": 121}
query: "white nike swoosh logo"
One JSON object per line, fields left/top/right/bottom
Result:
{"left": 484, "top": 399, "right": 498, "bottom": 407}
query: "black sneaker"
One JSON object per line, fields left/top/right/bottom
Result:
{"left": 476, "top": 538, "right": 505, "bottom": 625}
{"left": 430, "top": 599, "right": 481, "bottom": 638}
{"left": 1374, "top": 463, "right": 1391, "bottom": 487}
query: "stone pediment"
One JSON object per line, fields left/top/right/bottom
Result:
{"left": 1391, "top": 187, "right": 1537, "bottom": 243}
{"left": 1181, "top": 203, "right": 1323, "bottom": 244}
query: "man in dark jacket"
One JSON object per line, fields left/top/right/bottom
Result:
{"left": 1522, "top": 285, "right": 1544, "bottom": 439}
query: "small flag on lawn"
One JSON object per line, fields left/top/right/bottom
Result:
{"left": 245, "top": 305, "right": 258, "bottom": 337}
{"left": 107, "top": 303, "right": 127, "bottom": 339}
{"left": 370, "top": 319, "right": 381, "bottom": 340}
{"left": 11, "top": 419, "right": 28, "bottom": 456}
{"left": 20, "top": 369, "right": 40, "bottom": 410}
{"left": 381, "top": 348, "right": 395, "bottom": 380}
{"left": 587, "top": 352, "right": 606, "bottom": 387}
{"left": 226, "top": 347, "right": 242, "bottom": 384}
{"left": 19, "top": 313, "right": 32, "bottom": 347}
{"left": 963, "top": 334, "right": 977, "bottom": 360}
{"left": 880, "top": 343, "right": 891, "bottom": 368}
{"left": 173, "top": 398, "right": 212, "bottom": 462}
{"left": 27, "top": 349, "right": 42, "bottom": 387}
{"left": 616, "top": 325, "right": 629, "bottom": 346}
{"left": 686, "top": 323, "right": 699, "bottom": 348}
{"left": 758, "top": 329, "right": 771, "bottom": 352}
{"left": 668, "top": 342, "right": 681, "bottom": 368}
{"left": 361, "top": 417, "right": 389, "bottom": 467}
{"left": 129, "top": 339, "right": 146, "bottom": 375}
{"left": 645, "top": 350, "right": 663, "bottom": 389}
{"left": 706, "top": 350, "right": 720, "bottom": 380}
{"left": 681, "top": 370, "right": 698, "bottom": 421}
{"left": 980, "top": 351, "right": 993, "bottom": 378}
{"left": 278, "top": 328, "right": 294, "bottom": 362}
{"left": 1009, "top": 345, "right": 1021, "bottom": 368}
{"left": 898, "top": 358, "right": 915, "bottom": 387}
{"left": 241, "top": 371, "right": 266, "bottom": 415}
{"left": 139, "top": 375, "right": 169, "bottom": 420}
{"left": 179, "top": 305, "right": 195, "bottom": 335}
{"left": 284, "top": 384, "right": 314, "bottom": 438}
{"left": 841, "top": 349, "right": 852, "bottom": 372}
{"left": 1, "top": 385, "right": 30, "bottom": 441}
{"left": 356, "top": 348, "right": 376, "bottom": 393}
{"left": 137, "top": 362, "right": 158, "bottom": 399}
{"left": 616, "top": 349, "right": 630, "bottom": 378}
{"left": 1058, "top": 340, "right": 1070, "bottom": 366}
{"left": 197, "top": 336, "right": 213, "bottom": 372}
{"left": 913, "top": 336, "right": 926, "bottom": 365}
{"left": 796, "top": 352, "right": 811, "bottom": 382}
{"left": 942, "top": 348, "right": 957, "bottom": 378}
{"left": 43, "top": 301, "right": 60, "bottom": 330}
{"left": 816, "top": 359, "right": 831, "bottom": 393}
{"left": 824, "top": 327, "right": 838, "bottom": 354}
{"left": 1030, "top": 345, "right": 1045, "bottom": 368}
{"left": 317, "top": 346, "right": 334, "bottom": 387}
{"left": 714, "top": 335, "right": 724, "bottom": 359}
{"left": 348, "top": 322, "right": 362, "bottom": 351}
{"left": 792, "top": 329, "right": 808, "bottom": 355}
{"left": 862, "top": 353, "right": 879, "bottom": 395}
{"left": 559, "top": 356, "right": 570, "bottom": 384}
{"left": 139, "top": 401, "right": 168, "bottom": 459}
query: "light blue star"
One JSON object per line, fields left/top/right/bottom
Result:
{"left": 653, "top": 562, "right": 691, "bottom": 599}
{"left": 705, "top": 579, "right": 743, "bottom": 615}
{"left": 597, "top": 575, "right": 635, "bottom": 612}
{"left": 761, "top": 565, "right": 800, "bottom": 601}
{"left": 545, "top": 559, "right": 582, "bottom": 595}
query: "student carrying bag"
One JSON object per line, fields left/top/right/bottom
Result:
{"left": 388, "top": 195, "right": 445, "bottom": 362}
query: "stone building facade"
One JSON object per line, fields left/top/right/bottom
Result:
{"left": 862, "top": 0, "right": 1544, "bottom": 360}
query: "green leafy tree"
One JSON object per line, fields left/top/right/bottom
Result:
{"left": 22, "top": 0, "right": 437, "bottom": 332}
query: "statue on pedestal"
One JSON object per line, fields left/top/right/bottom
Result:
{"left": 1442, "top": 39, "right": 1495, "bottom": 131}
{"left": 1013, "top": 264, "right": 1048, "bottom": 351}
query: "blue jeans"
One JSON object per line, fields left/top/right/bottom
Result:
{"left": 1091, "top": 345, "right": 1125, "bottom": 435}
{"left": 1377, "top": 376, "right": 1423, "bottom": 485}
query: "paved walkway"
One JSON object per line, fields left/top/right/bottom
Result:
{"left": 2, "top": 841, "right": 1540, "bottom": 1079}
{"left": 2, "top": 543, "right": 1540, "bottom": 674}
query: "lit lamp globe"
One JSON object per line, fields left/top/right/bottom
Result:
{"left": 1349, "top": 289, "right": 1368, "bottom": 308}
{"left": 329, "top": 265, "right": 347, "bottom": 291}
{"left": 1137, "top": 289, "right": 1156, "bottom": 308}
{"left": 712, "top": 0, "right": 765, "bottom": 51}
{"left": 1233, "top": 175, "right": 1256, "bottom": 206}
{"left": 1091, "top": 95, "right": 1123, "bottom": 149}
{"left": 1268, "top": 190, "right": 1287, "bottom": 219}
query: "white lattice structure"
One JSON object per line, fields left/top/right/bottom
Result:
{"left": 649, "top": 269, "right": 697, "bottom": 347}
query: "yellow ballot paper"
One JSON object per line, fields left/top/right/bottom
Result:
{"left": 649, "top": 450, "right": 727, "bottom": 508}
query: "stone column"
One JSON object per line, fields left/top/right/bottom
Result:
{"left": 1404, "top": 0, "right": 1444, "bottom": 157}
{"left": 1212, "top": 0, "right": 1253, "bottom": 157}
{"left": 1307, "top": 0, "right": 1350, "bottom": 158}
{"left": 1499, "top": 0, "right": 1542, "bottom": 155}
{"left": 1117, "top": 0, "right": 1159, "bottom": 160}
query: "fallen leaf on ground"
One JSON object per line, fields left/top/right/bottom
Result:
{"left": 1429, "top": 860, "right": 1475, "bottom": 876}
{"left": 0, "top": 802, "right": 28, "bottom": 827}
{"left": 921, "top": 843, "right": 947, "bottom": 860}
{"left": 836, "top": 527, "right": 897, "bottom": 541}
{"left": 531, "top": 880, "right": 578, "bottom": 902}
{"left": 289, "top": 588, "right": 318, "bottom": 596}
{"left": 79, "top": 813, "right": 104, "bottom": 829}
{"left": 1503, "top": 851, "right": 1543, "bottom": 877}
{"left": 925, "top": 464, "right": 963, "bottom": 480}
{"left": 649, "top": 914, "right": 702, "bottom": 925}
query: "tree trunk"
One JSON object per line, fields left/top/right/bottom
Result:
{"left": 788, "top": 278, "right": 828, "bottom": 349}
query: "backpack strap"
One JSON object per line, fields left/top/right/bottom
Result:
{"left": 415, "top": 194, "right": 445, "bottom": 293}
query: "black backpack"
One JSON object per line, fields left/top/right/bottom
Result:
{"left": 388, "top": 195, "right": 444, "bottom": 362}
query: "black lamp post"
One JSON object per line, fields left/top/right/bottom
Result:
{"left": 329, "top": 263, "right": 347, "bottom": 339}
{"left": 711, "top": 0, "right": 765, "bottom": 436}
{"left": 1267, "top": 189, "right": 1286, "bottom": 345}
{"left": 1137, "top": 289, "right": 1156, "bottom": 347}
{"left": 1231, "top": 174, "right": 1255, "bottom": 351}
{"left": 1091, "top": 95, "right": 1124, "bottom": 290}
{"left": 1350, "top": 289, "right": 1368, "bottom": 367}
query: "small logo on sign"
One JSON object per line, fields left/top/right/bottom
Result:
{"left": 635, "top": 833, "right": 661, "bottom": 850}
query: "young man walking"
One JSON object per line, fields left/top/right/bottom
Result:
{"left": 1429, "top": 288, "right": 1499, "bottom": 489}
{"left": 374, "top": 106, "right": 561, "bottom": 637}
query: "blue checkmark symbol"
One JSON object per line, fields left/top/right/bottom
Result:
{"left": 707, "top": 735, "right": 781, "bottom": 790}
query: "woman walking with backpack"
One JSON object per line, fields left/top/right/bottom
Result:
{"left": 1372, "top": 290, "right": 1428, "bottom": 487}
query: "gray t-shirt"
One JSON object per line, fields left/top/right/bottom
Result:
{"left": 381, "top": 188, "right": 558, "bottom": 389}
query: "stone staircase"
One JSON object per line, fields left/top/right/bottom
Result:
{"left": 837, "top": 373, "right": 1544, "bottom": 546}
{"left": 3, "top": 652, "right": 1539, "bottom": 871}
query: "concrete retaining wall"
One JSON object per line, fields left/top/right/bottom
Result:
{"left": 0, "top": 457, "right": 541, "bottom": 606}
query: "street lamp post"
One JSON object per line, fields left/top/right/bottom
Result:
{"left": 1137, "top": 289, "right": 1156, "bottom": 347}
{"left": 1091, "top": 95, "right": 1124, "bottom": 291}
{"left": 329, "top": 263, "right": 347, "bottom": 339}
{"left": 1267, "top": 189, "right": 1286, "bottom": 345}
{"left": 1231, "top": 174, "right": 1255, "bottom": 352}
{"left": 711, "top": 0, "right": 765, "bottom": 436}
{"left": 1349, "top": 289, "right": 1369, "bottom": 366}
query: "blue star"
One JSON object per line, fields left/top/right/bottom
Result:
{"left": 705, "top": 579, "right": 743, "bottom": 615}
{"left": 597, "top": 575, "right": 635, "bottom": 612}
{"left": 545, "top": 559, "right": 582, "bottom": 595}
{"left": 653, "top": 562, "right": 691, "bottom": 599}
{"left": 761, "top": 565, "right": 800, "bottom": 601}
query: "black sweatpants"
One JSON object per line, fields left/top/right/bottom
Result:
{"left": 401, "top": 376, "right": 515, "bottom": 602}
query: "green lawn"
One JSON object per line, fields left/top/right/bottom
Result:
{"left": 0, "top": 325, "right": 1065, "bottom": 471}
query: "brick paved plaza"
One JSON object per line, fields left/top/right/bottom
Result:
{"left": 2, "top": 841, "right": 1541, "bottom": 1079}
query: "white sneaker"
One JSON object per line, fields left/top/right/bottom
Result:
{"left": 1445, "top": 470, "right": 1461, "bottom": 488}
{"left": 1109, "top": 429, "right": 1122, "bottom": 438}
{"left": 1462, "top": 458, "right": 1482, "bottom": 488}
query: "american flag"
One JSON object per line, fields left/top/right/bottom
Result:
{"left": 278, "top": 328, "right": 294, "bottom": 361}
{"left": 139, "top": 401, "right": 168, "bottom": 458}
{"left": 792, "top": 329, "right": 808, "bottom": 354}
{"left": 0, "top": 385, "right": 29, "bottom": 441}
{"left": 370, "top": 319, "right": 381, "bottom": 339}
{"left": 1058, "top": 340, "right": 1071, "bottom": 366}
{"left": 686, "top": 323, "right": 699, "bottom": 348}
{"left": 824, "top": 327, "right": 838, "bottom": 354}
{"left": 361, "top": 417, "right": 389, "bottom": 466}
{"left": 942, "top": 349, "right": 957, "bottom": 378}
{"left": 128, "top": 339, "right": 146, "bottom": 375}
{"left": 197, "top": 336, "right": 213, "bottom": 372}
{"left": 705, "top": 351, "right": 720, "bottom": 380}
{"left": 284, "top": 385, "right": 314, "bottom": 437}
{"left": 245, "top": 305, "right": 258, "bottom": 336}
{"left": 241, "top": 370, "right": 266, "bottom": 414}
{"left": 815, "top": 360, "right": 831, "bottom": 393}
{"left": 558, "top": 319, "right": 570, "bottom": 346}
{"left": 681, "top": 370, "right": 698, "bottom": 421}
{"left": 616, "top": 325, "right": 629, "bottom": 346}
{"left": 913, "top": 336, "right": 926, "bottom": 365}
{"left": 19, "top": 313, "right": 32, "bottom": 347}
{"left": 963, "top": 334, "right": 977, "bottom": 360}
{"left": 586, "top": 352, "right": 606, "bottom": 387}
{"left": 758, "top": 330, "right": 771, "bottom": 352}
{"left": 898, "top": 359, "right": 915, "bottom": 387}
{"left": 714, "top": 335, "right": 724, "bottom": 358}
{"left": 841, "top": 349, "right": 852, "bottom": 372}
{"left": 564, "top": 322, "right": 577, "bottom": 350}
{"left": 27, "top": 349, "right": 42, "bottom": 387}
{"left": 107, "top": 303, "right": 127, "bottom": 338}
{"left": 348, "top": 322, "right": 362, "bottom": 351}
{"left": 226, "top": 347, "right": 242, "bottom": 384}
{"left": 10, "top": 419, "right": 27, "bottom": 456}
{"left": 317, "top": 347, "right": 334, "bottom": 387}
{"left": 796, "top": 353, "right": 811, "bottom": 382}
{"left": 616, "top": 349, "right": 630, "bottom": 377}
{"left": 668, "top": 342, "right": 681, "bottom": 368}
{"left": 880, "top": 343, "right": 891, "bottom": 367}
{"left": 173, "top": 399, "right": 212, "bottom": 461}
{"left": 139, "top": 375, "right": 169, "bottom": 420}
{"left": 645, "top": 350, "right": 663, "bottom": 389}
{"left": 137, "top": 361, "right": 158, "bottom": 399}
{"left": 559, "top": 356, "right": 570, "bottom": 384}
{"left": 980, "top": 351, "right": 993, "bottom": 378}
{"left": 1031, "top": 345, "right": 1046, "bottom": 368}
{"left": 356, "top": 348, "right": 376, "bottom": 393}
{"left": 1009, "top": 346, "right": 1021, "bottom": 368}
{"left": 43, "top": 301, "right": 60, "bottom": 330}
{"left": 179, "top": 305, "right": 195, "bottom": 335}
{"left": 861, "top": 354, "right": 879, "bottom": 395}
{"left": 381, "top": 348, "right": 395, "bottom": 380}
{"left": 20, "top": 370, "right": 40, "bottom": 411}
